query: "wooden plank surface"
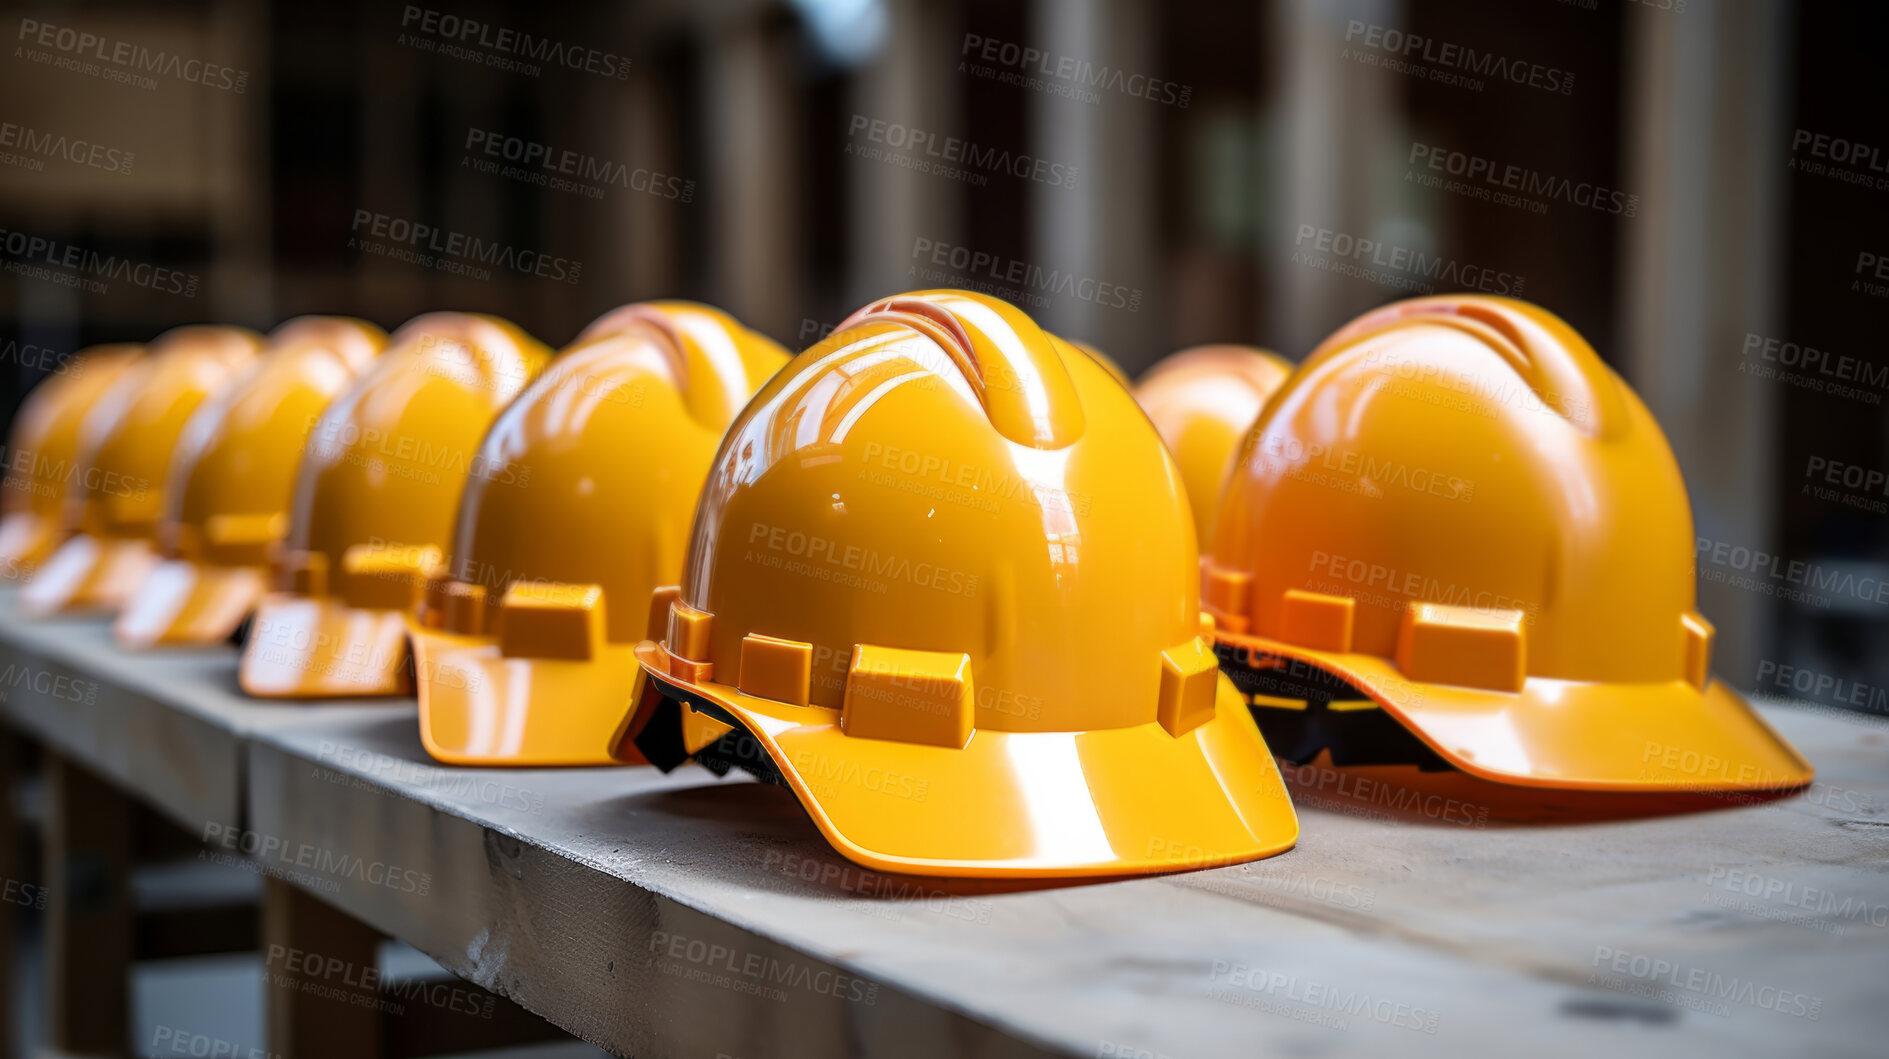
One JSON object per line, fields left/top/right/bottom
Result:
{"left": 0, "top": 587, "right": 407, "bottom": 835}
{"left": 247, "top": 702, "right": 1889, "bottom": 1058}
{"left": 3, "top": 589, "right": 1884, "bottom": 1057}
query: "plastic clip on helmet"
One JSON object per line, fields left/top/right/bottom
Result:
{"left": 22, "top": 327, "right": 261, "bottom": 616}
{"left": 408, "top": 303, "right": 787, "bottom": 765}
{"left": 1203, "top": 295, "right": 1812, "bottom": 793}
{"left": 238, "top": 313, "right": 549, "bottom": 698}
{"left": 116, "top": 317, "right": 387, "bottom": 648}
{"left": 0, "top": 345, "right": 142, "bottom": 580}
{"left": 1134, "top": 346, "right": 1293, "bottom": 551}
{"left": 622, "top": 289, "right": 1299, "bottom": 878}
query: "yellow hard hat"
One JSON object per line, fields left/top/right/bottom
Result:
{"left": 22, "top": 326, "right": 260, "bottom": 616}
{"left": 1068, "top": 339, "right": 1132, "bottom": 388}
{"left": 238, "top": 313, "right": 549, "bottom": 698}
{"left": 0, "top": 345, "right": 142, "bottom": 579}
{"left": 1203, "top": 295, "right": 1812, "bottom": 793}
{"left": 621, "top": 289, "right": 1299, "bottom": 878}
{"left": 116, "top": 317, "right": 388, "bottom": 648}
{"left": 409, "top": 302, "right": 787, "bottom": 765}
{"left": 1134, "top": 346, "right": 1293, "bottom": 551}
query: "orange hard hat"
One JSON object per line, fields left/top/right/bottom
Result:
{"left": 116, "top": 317, "right": 387, "bottom": 647}
{"left": 622, "top": 290, "right": 1299, "bottom": 877}
{"left": 0, "top": 345, "right": 142, "bottom": 579}
{"left": 22, "top": 326, "right": 260, "bottom": 616}
{"left": 1203, "top": 295, "right": 1812, "bottom": 793}
{"left": 1134, "top": 346, "right": 1293, "bottom": 551}
{"left": 409, "top": 302, "right": 788, "bottom": 764}
{"left": 238, "top": 313, "right": 549, "bottom": 698}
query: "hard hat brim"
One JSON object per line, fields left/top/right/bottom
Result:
{"left": 238, "top": 592, "right": 410, "bottom": 698}
{"left": 1218, "top": 633, "right": 1814, "bottom": 792}
{"left": 0, "top": 512, "right": 62, "bottom": 578}
{"left": 409, "top": 624, "right": 647, "bottom": 766}
{"left": 19, "top": 534, "right": 157, "bottom": 617}
{"left": 627, "top": 642, "right": 1299, "bottom": 879}
{"left": 114, "top": 559, "right": 265, "bottom": 648}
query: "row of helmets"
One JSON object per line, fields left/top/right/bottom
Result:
{"left": 0, "top": 291, "right": 1812, "bottom": 879}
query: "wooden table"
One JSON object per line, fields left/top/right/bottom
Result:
{"left": 5, "top": 588, "right": 1887, "bottom": 1058}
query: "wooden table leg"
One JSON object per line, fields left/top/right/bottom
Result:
{"left": 44, "top": 750, "right": 132, "bottom": 1057}
{"left": 261, "top": 877, "right": 384, "bottom": 1059}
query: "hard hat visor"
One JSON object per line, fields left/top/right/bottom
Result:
{"left": 628, "top": 643, "right": 1299, "bottom": 879}
{"left": 239, "top": 592, "right": 410, "bottom": 697}
{"left": 114, "top": 558, "right": 265, "bottom": 648}
{"left": 0, "top": 513, "right": 60, "bottom": 578}
{"left": 19, "top": 534, "right": 156, "bottom": 616}
{"left": 410, "top": 624, "right": 647, "bottom": 766}
{"left": 1219, "top": 636, "right": 1813, "bottom": 792}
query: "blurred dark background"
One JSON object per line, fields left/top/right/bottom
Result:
{"left": 0, "top": 0, "right": 1883, "bottom": 714}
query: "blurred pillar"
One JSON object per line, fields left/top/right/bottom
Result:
{"left": 206, "top": 0, "right": 272, "bottom": 325}
{"left": 358, "top": 0, "right": 426, "bottom": 321}
{"left": 1620, "top": 2, "right": 1789, "bottom": 673}
{"left": 619, "top": 70, "right": 685, "bottom": 304}
{"left": 1030, "top": 0, "right": 1159, "bottom": 363}
{"left": 847, "top": 0, "right": 961, "bottom": 312}
{"left": 1265, "top": 0, "right": 1403, "bottom": 355}
{"left": 704, "top": 13, "right": 801, "bottom": 343}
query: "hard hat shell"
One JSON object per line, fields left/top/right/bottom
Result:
{"left": 1203, "top": 295, "right": 1811, "bottom": 793}
{"left": 0, "top": 344, "right": 142, "bottom": 579}
{"left": 1069, "top": 339, "right": 1132, "bottom": 388}
{"left": 408, "top": 302, "right": 788, "bottom": 765}
{"left": 22, "top": 326, "right": 260, "bottom": 615}
{"left": 238, "top": 312, "right": 549, "bottom": 698}
{"left": 116, "top": 317, "right": 388, "bottom": 648}
{"left": 1134, "top": 346, "right": 1293, "bottom": 551}
{"left": 623, "top": 289, "right": 1298, "bottom": 878}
